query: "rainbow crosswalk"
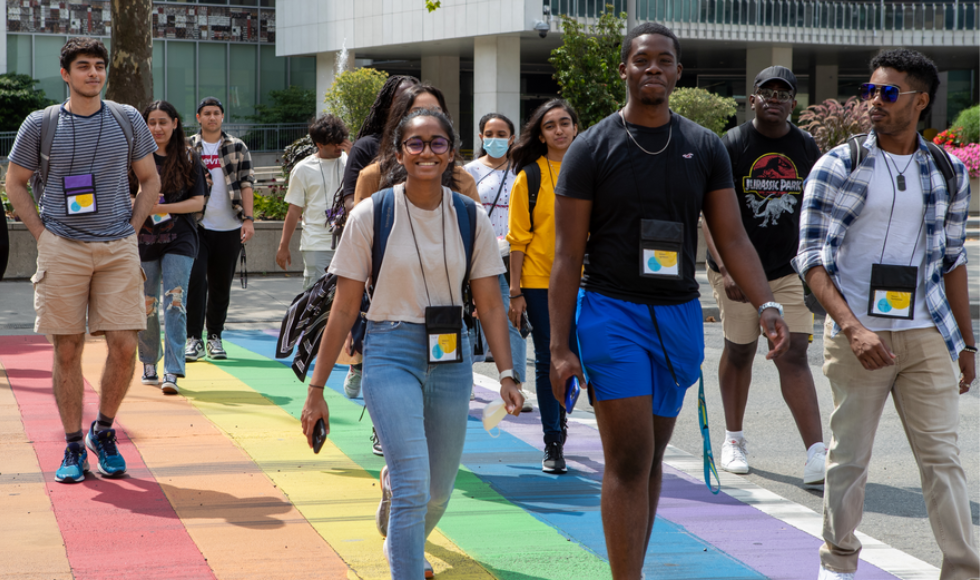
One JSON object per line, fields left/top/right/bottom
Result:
{"left": 0, "top": 331, "right": 906, "bottom": 579}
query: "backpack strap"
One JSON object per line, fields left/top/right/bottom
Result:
{"left": 370, "top": 188, "right": 396, "bottom": 297}
{"left": 36, "top": 104, "right": 62, "bottom": 188}
{"left": 451, "top": 192, "right": 478, "bottom": 284}
{"left": 103, "top": 100, "right": 135, "bottom": 167}
{"left": 524, "top": 162, "right": 541, "bottom": 232}
{"left": 925, "top": 141, "right": 958, "bottom": 199}
{"left": 724, "top": 124, "right": 746, "bottom": 168}
{"left": 847, "top": 133, "right": 870, "bottom": 172}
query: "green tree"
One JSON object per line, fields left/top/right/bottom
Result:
{"left": 0, "top": 73, "right": 55, "bottom": 131}
{"left": 249, "top": 85, "right": 317, "bottom": 124}
{"left": 668, "top": 87, "right": 737, "bottom": 136}
{"left": 106, "top": 0, "right": 153, "bottom": 112}
{"left": 324, "top": 68, "right": 389, "bottom": 140}
{"left": 549, "top": 9, "right": 626, "bottom": 129}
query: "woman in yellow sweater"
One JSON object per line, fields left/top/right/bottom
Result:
{"left": 507, "top": 99, "right": 579, "bottom": 473}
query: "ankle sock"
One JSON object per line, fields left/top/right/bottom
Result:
{"left": 725, "top": 430, "right": 744, "bottom": 442}
{"left": 65, "top": 430, "right": 83, "bottom": 444}
{"left": 95, "top": 412, "right": 114, "bottom": 433}
{"left": 806, "top": 442, "right": 826, "bottom": 463}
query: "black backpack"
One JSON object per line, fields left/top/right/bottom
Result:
{"left": 845, "top": 133, "right": 957, "bottom": 197}
{"left": 522, "top": 162, "right": 542, "bottom": 232}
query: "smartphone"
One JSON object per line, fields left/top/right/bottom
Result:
{"left": 312, "top": 418, "right": 327, "bottom": 454}
{"left": 520, "top": 311, "right": 533, "bottom": 339}
{"left": 564, "top": 376, "right": 581, "bottom": 414}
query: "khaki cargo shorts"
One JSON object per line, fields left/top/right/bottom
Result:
{"left": 708, "top": 269, "right": 813, "bottom": 345}
{"left": 32, "top": 230, "right": 146, "bottom": 335}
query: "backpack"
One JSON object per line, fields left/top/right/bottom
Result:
{"left": 30, "top": 101, "right": 135, "bottom": 200}
{"left": 845, "top": 133, "right": 957, "bottom": 197}
{"left": 522, "top": 162, "right": 542, "bottom": 232}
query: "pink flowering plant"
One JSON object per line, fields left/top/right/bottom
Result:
{"left": 944, "top": 143, "right": 980, "bottom": 179}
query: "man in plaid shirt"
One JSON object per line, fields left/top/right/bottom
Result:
{"left": 794, "top": 49, "right": 977, "bottom": 580}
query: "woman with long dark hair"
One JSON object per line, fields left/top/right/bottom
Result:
{"left": 301, "top": 109, "right": 524, "bottom": 579}
{"left": 135, "top": 100, "right": 208, "bottom": 395}
{"left": 506, "top": 99, "right": 579, "bottom": 473}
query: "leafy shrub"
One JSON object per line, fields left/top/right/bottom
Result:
{"left": 254, "top": 134, "right": 319, "bottom": 220}
{"left": 798, "top": 97, "right": 872, "bottom": 153}
{"left": 549, "top": 9, "right": 626, "bottom": 129}
{"left": 946, "top": 143, "right": 980, "bottom": 179}
{"left": 0, "top": 72, "right": 55, "bottom": 132}
{"left": 324, "top": 68, "right": 389, "bottom": 139}
{"left": 248, "top": 85, "right": 316, "bottom": 124}
{"left": 668, "top": 88, "right": 737, "bottom": 136}
{"left": 950, "top": 104, "right": 979, "bottom": 144}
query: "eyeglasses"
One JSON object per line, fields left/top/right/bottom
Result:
{"left": 402, "top": 137, "right": 451, "bottom": 155}
{"left": 756, "top": 87, "right": 794, "bottom": 102}
{"left": 859, "top": 83, "right": 921, "bottom": 104}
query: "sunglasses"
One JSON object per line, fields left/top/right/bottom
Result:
{"left": 402, "top": 136, "right": 451, "bottom": 155}
{"left": 859, "top": 83, "right": 921, "bottom": 104}
{"left": 755, "top": 87, "right": 794, "bottom": 102}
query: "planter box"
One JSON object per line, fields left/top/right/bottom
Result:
{"left": 3, "top": 220, "right": 311, "bottom": 280}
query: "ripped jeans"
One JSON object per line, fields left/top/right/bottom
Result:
{"left": 139, "top": 253, "right": 195, "bottom": 377}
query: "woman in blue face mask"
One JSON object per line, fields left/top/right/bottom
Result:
{"left": 463, "top": 113, "right": 531, "bottom": 410}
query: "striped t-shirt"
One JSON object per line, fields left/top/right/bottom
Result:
{"left": 9, "top": 102, "right": 158, "bottom": 242}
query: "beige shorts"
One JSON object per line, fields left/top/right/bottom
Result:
{"left": 32, "top": 230, "right": 146, "bottom": 335}
{"left": 708, "top": 269, "right": 813, "bottom": 344}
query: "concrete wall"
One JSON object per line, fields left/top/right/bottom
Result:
{"left": 3, "top": 221, "right": 306, "bottom": 280}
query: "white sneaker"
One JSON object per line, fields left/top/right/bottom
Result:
{"left": 817, "top": 566, "right": 855, "bottom": 580}
{"left": 521, "top": 389, "right": 533, "bottom": 412}
{"left": 803, "top": 443, "right": 827, "bottom": 485}
{"left": 720, "top": 438, "right": 749, "bottom": 474}
{"left": 344, "top": 366, "right": 362, "bottom": 399}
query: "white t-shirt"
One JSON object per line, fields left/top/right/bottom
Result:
{"left": 200, "top": 140, "right": 241, "bottom": 231}
{"left": 837, "top": 152, "right": 932, "bottom": 332}
{"left": 329, "top": 184, "right": 505, "bottom": 323}
{"left": 463, "top": 159, "right": 514, "bottom": 238}
{"left": 284, "top": 152, "right": 347, "bottom": 251}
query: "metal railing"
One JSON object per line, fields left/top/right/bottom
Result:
{"left": 552, "top": 0, "right": 979, "bottom": 35}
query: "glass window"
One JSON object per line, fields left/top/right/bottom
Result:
{"left": 7, "top": 35, "right": 32, "bottom": 77}
{"left": 260, "top": 45, "right": 285, "bottom": 106}
{"left": 152, "top": 40, "right": 164, "bottom": 102}
{"left": 167, "top": 42, "right": 196, "bottom": 122}
{"left": 199, "top": 43, "right": 227, "bottom": 115}
{"left": 229, "top": 44, "right": 256, "bottom": 121}
{"left": 289, "top": 56, "right": 317, "bottom": 92}
{"left": 35, "top": 36, "right": 68, "bottom": 103}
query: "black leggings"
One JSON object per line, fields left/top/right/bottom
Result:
{"left": 187, "top": 227, "right": 242, "bottom": 340}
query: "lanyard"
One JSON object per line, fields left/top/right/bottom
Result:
{"left": 67, "top": 103, "right": 106, "bottom": 176}
{"left": 403, "top": 190, "right": 454, "bottom": 306}
{"left": 878, "top": 149, "right": 924, "bottom": 266}
{"left": 698, "top": 370, "right": 721, "bottom": 494}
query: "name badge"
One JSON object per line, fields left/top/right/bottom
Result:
{"left": 639, "top": 219, "right": 683, "bottom": 280}
{"left": 64, "top": 174, "right": 97, "bottom": 216}
{"left": 150, "top": 194, "right": 171, "bottom": 225}
{"left": 868, "top": 263, "right": 917, "bottom": 320}
{"left": 425, "top": 305, "right": 464, "bottom": 365}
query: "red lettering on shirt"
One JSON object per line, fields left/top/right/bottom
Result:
{"left": 202, "top": 154, "right": 221, "bottom": 171}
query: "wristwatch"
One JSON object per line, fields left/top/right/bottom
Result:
{"left": 243, "top": 215, "right": 255, "bottom": 222}
{"left": 758, "top": 301, "right": 784, "bottom": 318}
{"left": 499, "top": 369, "right": 520, "bottom": 385}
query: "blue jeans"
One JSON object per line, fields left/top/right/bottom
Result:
{"left": 469, "top": 274, "right": 528, "bottom": 382}
{"left": 362, "top": 320, "right": 472, "bottom": 579}
{"left": 523, "top": 288, "right": 567, "bottom": 445}
{"left": 139, "top": 253, "right": 195, "bottom": 376}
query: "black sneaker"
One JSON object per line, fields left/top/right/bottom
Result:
{"left": 542, "top": 441, "right": 567, "bottom": 473}
{"left": 161, "top": 374, "right": 179, "bottom": 395}
{"left": 141, "top": 364, "right": 159, "bottom": 385}
{"left": 371, "top": 428, "right": 383, "bottom": 456}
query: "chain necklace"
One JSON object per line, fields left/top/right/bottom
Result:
{"left": 881, "top": 148, "right": 916, "bottom": 192}
{"left": 619, "top": 109, "right": 671, "bottom": 156}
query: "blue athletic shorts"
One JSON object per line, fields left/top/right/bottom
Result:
{"left": 575, "top": 289, "right": 704, "bottom": 417}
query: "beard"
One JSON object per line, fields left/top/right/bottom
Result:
{"left": 638, "top": 93, "right": 666, "bottom": 106}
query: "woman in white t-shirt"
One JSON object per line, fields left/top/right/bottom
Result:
{"left": 300, "top": 109, "right": 524, "bottom": 579}
{"left": 463, "top": 113, "right": 531, "bottom": 409}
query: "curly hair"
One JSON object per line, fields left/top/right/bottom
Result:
{"left": 510, "top": 99, "right": 579, "bottom": 175}
{"left": 60, "top": 37, "right": 108, "bottom": 71}
{"left": 355, "top": 75, "right": 420, "bottom": 140}
{"left": 309, "top": 114, "right": 349, "bottom": 146}
{"left": 621, "top": 22, "right": 681, "bottom": 65}
{"left": 392, "top": 109, "right": 458, "bottom": 188}
{"left": 869, "top": 49, "right": 939, "bottom": 119}
{"left": 377, "top": 84, "right": 458, "bottom": 190}
{"left": 473, "top": 113, "right": 516, "bottom": 160}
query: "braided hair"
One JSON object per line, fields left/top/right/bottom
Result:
{"left": 355, "top": 75, "right": 420, "bottom": 140}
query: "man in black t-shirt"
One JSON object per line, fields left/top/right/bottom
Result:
{"left": 550, "top": 23, "right": 790, "bottom": 578}
{"left": 701, "top": 66, "right": 827, "bottom": 486}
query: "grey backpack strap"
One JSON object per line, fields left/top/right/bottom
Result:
{"left": 37, "top": 104, "right": 62, "bottom": 187}
{"left": 103, "top": 100, "right": 135, "bottom": 167}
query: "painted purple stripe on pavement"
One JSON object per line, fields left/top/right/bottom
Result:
{"left": 472, "top": 385, "right": 901, "bottom": 580}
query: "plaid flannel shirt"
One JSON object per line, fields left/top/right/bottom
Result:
{"left": 793, "top": 131, "right": 971, "bottom": 359}
{"left": 190, "top": 131, "right": 255, "bottom": 219}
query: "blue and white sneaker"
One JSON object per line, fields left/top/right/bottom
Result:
{"left": 85, "top": 422, "right": 127, "bottom": 478}
{"left": 54, "top": 442, "right": 89, "bottom": 483}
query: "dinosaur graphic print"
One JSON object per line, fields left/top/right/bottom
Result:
{"left": 741, "top": 153, "right": 804, "bottom": 227}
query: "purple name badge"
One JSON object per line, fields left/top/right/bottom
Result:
{"left": 64, "top": 173, "right": 97, "bottom": 216}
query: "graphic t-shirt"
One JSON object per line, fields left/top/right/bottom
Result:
{"left": 707, "top": 121, "right": 821, "bottom": 280}
{"left": 557, "top": 112, "right": 733, "bottom": 305}
{"left": 138, "top": 152, "right": 209, "bottom": 263}
{"left": 284, "top": 152, "right": 347, "bottom": 251}
{"left": 200, "top": 140, "right": 240, "bottom": 231}
{"left": 8, "top": 102, "right": 157, "bottom": 242}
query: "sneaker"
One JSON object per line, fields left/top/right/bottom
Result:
{"left": 542, "top": 441, "right": 567, "bottom": 473}
{"left": 817, "top": 566, "right": 855, "bottom": 580}
{"left": 376, "top": 465, "right": 392, "bottom": 537}
{"left": 54, "top": 442, "right": 89, "bottom": 483}
{"left": 161, "top": 374, "right": 179, "bottom": 395}
{"left": 206, "top": 335, "right": 227, "bottom": 360}
{"left": 141, "top": 364, "right": 159, "bottom": 385}
{"left": 720, "top": 438, "right": 749, "bottom": 474}
{"left": 371, "top": 428, "right": 384, "bottom": 456}
{"left": 344, "top": 366, "right": 362, "bottom": 398}
{"left": 803, "top": 443, "right": 828, "bottom": 486}
{"left": 185, "top": 337, "right": 205, "bottom": 362}
{"left": 85, "top": 422, "right": 127, "bottom": 478}
{"left": 521, "top": 389, "right": 533, "bottom": 413}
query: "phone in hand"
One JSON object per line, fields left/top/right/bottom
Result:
{"left": 564, "top": 376, "right": 581, "bottom": 414}
{"left": 312, "top": 418, "right": 327, "bottom": 454}
{"left": 520, "top": 311, "right": 533, "bottom": 339}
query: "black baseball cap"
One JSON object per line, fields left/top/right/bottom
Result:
{"left": 197, "top": 97, "right": 224, "bottom": 113}
{"left": 754, "top": 66, "right": 797, "bottom": 94}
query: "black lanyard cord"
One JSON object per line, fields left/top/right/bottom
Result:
{"left": 879, "top": 150, "right": 924, "bottom": 267}
{"left": 404, "top": 190, "right": 454, "bottom": 306}
{"left": 67, "top": 103, "right": 106, "bottom": 176}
